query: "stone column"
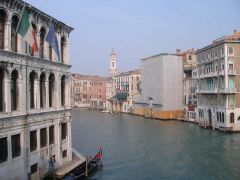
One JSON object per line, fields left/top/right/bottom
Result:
{"left": 3, "top": 76, "right": 10, "bottom": 112}
{"left": 58, "top": 121, "right": 62, "bottom": 165}
{"left": 17, "top": 78, "right": 23, "bottom": 112}
{"left": 53, "top": 81, "right": 58, "bottom": 108}
{"left": 5, "top": 18, "right": 11, "bottom": 51}
{"left": 67, "top": 119, "right": 72, "bottom": 161}
{"left": 35, "top": 32, "right": 40, "bottom": 57}
{"left": 66, "top": 40, "right": 70, "bottom": 65}
{"left": 45, "top": 80, "right": 49, "bottom": 108}
{"left": 34, "top": 79, "right": 40, "bottom": 109}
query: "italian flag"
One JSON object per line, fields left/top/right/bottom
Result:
{"left": 18, "top": 7, "right": 38, "bottom": 54}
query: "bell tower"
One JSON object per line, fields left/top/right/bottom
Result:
{"left": 109, "top": 48, "right": 117, "bottom": 77}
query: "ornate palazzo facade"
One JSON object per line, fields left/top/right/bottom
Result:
{"left": 196, "top": 31, "right": 240, "bottom": 131}
{"left": 0, "top": 0, "right": 74, "bottom": 179}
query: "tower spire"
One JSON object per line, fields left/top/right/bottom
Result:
{"left": 109, "top": 48, "right": 117, "bottom": 77}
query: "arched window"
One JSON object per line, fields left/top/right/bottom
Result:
{"left": 230, "top": 113, "right": 234, "bottom": 123}
{"left": 0, "top": 68, "right": 4, "bottom": 111}
{"left": 40, "top": 28, "right": 46, "bottom": 58}
{"left": 40, "top": 73, "right": 46, "bottom": 108}
{"left": 29, "top": 71, "right": 37, "bottom": 109}
{"left": 11, "top": 70, "right": 18, "bottom": 111}
{"left": 222, "top": 112, "right": 224, "bottom": 123}
{"left": 217, "top": 112, "right": 219, "bottom": 122}
{"left": 0, "top": 9, "right": 7, "bottom": 49}
{"left": 49, "top": 73, "right": 55, "bottom": 107}
{"left": 11, "top": 15, "right": 19, "bottom": 52}
{"left": 188, "top": 55, "right": 192, "bottom": 60}
{"left": 61, "top": 75, "right": 66, "bottom": 106}
{"left": 61, "top": 36, "right": 66, "bottom": 63}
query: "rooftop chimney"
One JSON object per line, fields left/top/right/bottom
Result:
{"left": 176, "top": 49, "right": 181, "bottom": 54}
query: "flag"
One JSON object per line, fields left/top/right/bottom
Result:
{"left": 18, "top": 7, "right": 38, "bottom": 54}
{"left": 94, "top": 146, "right": 103, "bottom": 160}
{"left": 46, "top": 24, "right": 60, "bottom": 61}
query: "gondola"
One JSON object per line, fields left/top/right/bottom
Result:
{"left": 64, "top": 147, "right": 103, "bottom": 180}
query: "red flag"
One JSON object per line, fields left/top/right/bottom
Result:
{"left": 32, "top": 30, "right": 38, "bottom": 54}
{"left": 95, "top": 146, "right": 103, "bottom": 160}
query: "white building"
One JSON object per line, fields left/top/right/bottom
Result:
{"left": 0, "top": 1, "right": 84, "bottom": 179}
{"left": 196, "top": 30, "right": 240, "bottom": 131}
{"left": 134, "top": 53, "right": 183, "bottom": 119}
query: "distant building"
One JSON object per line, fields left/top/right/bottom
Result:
{"left": 196, "top": 30, "right": 240, "bottom": 131}
{"left": 105, "top": 77, "right": 114, "bottom": 111}
{"left": 109, "top": 69, "right": 141, "bottom": 112}
{"left": 133, "top": 53, "right": 183, "bottom": 119}
{"left": 106, "top": 49, "right": 141, "bottom": 113}
{"left": 71, "top": 74, "right": 107, "bottom": 108}
{"left": 0, "top": 1, "right": 85, "bottom": 180}
{"left": 176, "top": 48, "right": 197, "bottom": 121}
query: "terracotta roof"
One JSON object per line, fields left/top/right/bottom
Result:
{"left": 114, "top": 69, "right": 141, "bottom": 77}
{"left": 176, "top": 48, "right": 195, "bottom": 56}
{"left": 71, "top": 74, "right": 107, "bottom": 81}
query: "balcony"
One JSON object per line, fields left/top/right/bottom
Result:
{"left": 228, "top": 69, "right": 236, "bottom": 75}
{"left": 199, "top": 74, "right": 204, "bottom": 79}
{"left": 219, "top": 88, "right": 236, "bottom": 94}
{"left": 197, "top": 88, "right": 218, "bottom": 94}
{"left": 204, "top": 72, "right": 214, "bottom": 78}
{"left": 219, "top": 70, "right": 225, "bottom": 76}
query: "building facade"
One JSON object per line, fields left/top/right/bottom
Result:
{"left": 176, "top": 49, "right": 197, "bottom": 121}
{"left": 110, "top": 69, "right": 141, "bottom": 113}
{"left": 0, "top": 1, "right": 76, "bottom": 179}
{"left": 196, "top": 30, "right": 240, "bottom": 131}
{"left": 133, "top": 53, "right": 183, "bottom": 119}
{"left": 71, "top": 74, "right": 107, "bottom": 108}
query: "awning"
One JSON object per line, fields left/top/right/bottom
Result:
{"left": 55, "top": 148, "right": 86, "bottom": 178}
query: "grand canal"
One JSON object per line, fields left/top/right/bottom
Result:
{"left": 71, "top": 109, "right": 240, "bottom": 180}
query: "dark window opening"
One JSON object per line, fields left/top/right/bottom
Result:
{"left": 29, "top": 72, "right": 36, "bottom": 109}
{"left": 30, "top": 130, "right": 37, "bottom": 152}
{"left": 222, "top": 112, "right": 224, "bottom": 123}
{"left": 49, "top": 126, "right": 55, "bottom": 145}
{"left": 0, "top": 137, "right": 8, "bottom": 163}
{"left": 40, "top": 28, "right": 46, "bottom": 58}
{"left": 61, "top": 37, "right": 66, "bottom": 63}
{"left": 11, "top": 134, "right": 21, "bottom": 158}
{"left": 11, "top": 70, "right": 18, "bottom": 111}
{"left": 49, "top": 74, "right": 55, "bottom": 107}
{"left": 61, "top": 76, "right": 66, "bottom": 106}
{"left": 230, "top": 113, "right": 234, "bottom": 123}
{"left": 0, "top": 69, "right": 4, "bottom": 111}
{"left": 62, "top": 150, "right": 67, "bottom": 158}
{"left": 40, "top": 128, "right": 47, "bottom": 148}
{"left": 30, "top": 163, "right": 38, "bottom": 174}
{"left": 40, "top": 73, "right": 46, "bottom": 108}
{"left": 0, "top": 9, "right": 7, "bottom": 49}
{"left": 11, "top": 15, "right": 19, "bottom": 52}
{"left": 61, "top": 123, "right": 67, "bottom": 140}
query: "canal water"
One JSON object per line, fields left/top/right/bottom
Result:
{"left": 71, "top": 109, "right": 240, "bottom": 180}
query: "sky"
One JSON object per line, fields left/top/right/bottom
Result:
{"left": 25, "top": 0, "right": 240, "bottom": 76}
